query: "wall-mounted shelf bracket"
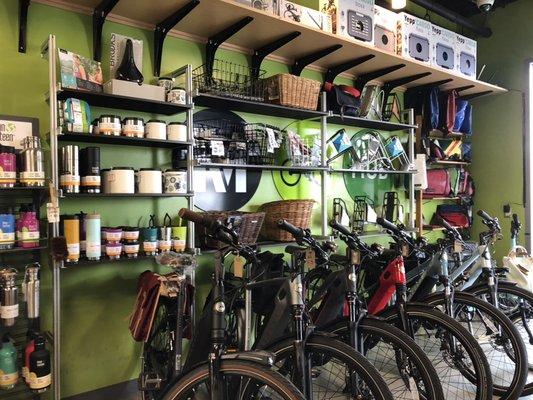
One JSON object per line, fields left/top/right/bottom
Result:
{"left": 324, "top": 55, "right": 375, "bottom": 84}
{"left": 206, "top": 16, "right": 254, "bottom": 77}
{"left": 408, "top": 78, "right": 453, "bottom": 92}
{"left": 460, "top": 90, "right": 494, "bottom": 101}
{"left": 354, "top": 64, "right": 405, "bottom": 92}
{"left": 291, "top": 44, "right": 342, "bottom": 76}
{"left": 251, "top": 31, "right": 301, "bottom": 80}
{"left": 381, "top": 72, "right": 432, "bottom": 115}
{"left": 154, "top": 0, "right": 200, "bottom": 77}
{"left": 453, "top": 84, "right": 476, "bottom": 93}
{"left": 92, "top": 0, "right": 120, "bottom": 61}
{"left": 18, "top": 0, "right": 30, "bottom": 53}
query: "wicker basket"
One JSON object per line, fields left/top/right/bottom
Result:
{"left": 196, "top": 211, "right": 265, "bottom": 249}
{"left": 259, "top": 200, "right": 315, "bottom": 242}
{"left": 263, "top": 74, "right": 321, "bottom": 110}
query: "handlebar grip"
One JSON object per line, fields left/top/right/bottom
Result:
{"left": 179, "top": 208, "right": 218, "bottom": 230}
{"left": 277, "top": 219, "right": 304, "bottom": 240}
{"left": 329, "top": 220, "right": 353, "bottom": 237}
{"left": 440, "top": 218, "right": 454, "bottom": 231}
{"left": 477, "top": 210, "right": 493, "bottom": 222}
{"left": 513, "top": 213, "right": 519, "bottom": 224}
{"left": 376, "top": 217, "right": 399, "bottom": 234}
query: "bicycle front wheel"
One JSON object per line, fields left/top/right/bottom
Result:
{"left": 161, "top": 359, "right": 305, "bottom": 400}
{"left": 267, "top": 334, "right": 394, "bottom": 400}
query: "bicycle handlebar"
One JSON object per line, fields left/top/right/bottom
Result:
{"left": 277, "top": 219, "right": 305, "bottom": 241}
{"left": 179, "top": 208, "right": 218, "bottom": 230}
{"left": 329, "top": 220, "right": 353, "bottom": 238}
{"left": 376, "top": 217, "right": 400, "bottom": 235}
{"left": 440, "top": 218, "right": 454, "bottom": 232}
{"left": 477, "top": 209, "right": 493, "bottom": 222}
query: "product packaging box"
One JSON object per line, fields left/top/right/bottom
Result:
{"left": 109, "top": 33, "right": 143, "bottom": 80}
{"left": 431, "top": 24, "right": 456, "bottom": 71}
{"left": 279, "top": 0, "right": 332, "bottom": 33}
{"left": 104, "top": 79, "right": 166, "bottom": 102}
{"left": 58, "top": 49, "right": 103, "bottom": 92}
{"left": 374, "top": 5, "right": 398, "bottom": 53}
{"left": 397, "top": 12, "right": 431, "bottom": 64}
{"left": 233, "top": 0, "right": 279, "bottom": 15}
{"left": 320, "top": 0, "right": 375, "bottom": 43}
{"left": 456, "top": 33, "right": 477, "bottom": 78}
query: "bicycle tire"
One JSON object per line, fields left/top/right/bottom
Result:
{"left": 423, "top": 291, "right": 527, "bottom": 400}
{"left": 324, "top": 316, "right": 445, "bottom": 400}
{"left": 160, "top": 359, "right": 306, "bottom": 400}
{"left": 467, "top": 281, "right": 533, "bottom": 395}
{"left": 267, "top": 334, "right": 394, "bottom": 400}
{"left": 378, "top": 304, "right": 493, "bottom": 400}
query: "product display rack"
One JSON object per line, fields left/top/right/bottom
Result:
{"left": 41, "top": 35, "right": 196, "bottom": 400}
{"left": 63, "top": 193, "right": 193, "bottom": 198}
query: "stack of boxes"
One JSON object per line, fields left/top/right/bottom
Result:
{"left": 232, "top": 0, "right": 477, "bottom": 78}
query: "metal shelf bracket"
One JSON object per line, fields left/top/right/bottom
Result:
{"left": 252, "top": 31, "right": 301, "bottom": 80}
{"left": 407, "top": 78, "right": 453, "bottom": 92}
{"left": 154, "top": 0, "right": 200, "bottom": 77}
{"left": 381, "top": 72, "right": 432, "bottom": 119}
{"left": 324, "top": 55, "right": 375, "bottom": 84}
{"left": 460, "top": 90, "right": 494, "bottom": 101}
{"left": 291, "top": 44, "right": 342, "bottom": 76}
{"left": 453, "top": 84, "right": 476, "bottom": 93}
{"left": 354, "top": 64, "right": 405, "bottom": 92}
{"left": 206, "top": 16, "right": 254, "bottom": 77}
{"left": 18, "top": 0, "right": 30, "bottom": 53}
{"left": 92, "top": 0, "right": 120, "bottom": 61}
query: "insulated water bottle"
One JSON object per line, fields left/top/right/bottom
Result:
{"left": 0, "top": 268, "right": 18, "bottom": 327}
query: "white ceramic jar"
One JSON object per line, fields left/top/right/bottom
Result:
{"left": 137, "top": 168, "right": 163, "bottom": 194}
{"left": 167, "top": 122, "right": 187, "bottom": 142}
{"left": 103, "top": 167, "right": 135, "bottom": 194}
{"left": 163, "top": 169, "right": 187, "bottom": 194}
{"left": 167, "top": 87, "right": 186, "bottom": 104}
{"left": 145, "top": 120, "right": 167, "bottom": 140}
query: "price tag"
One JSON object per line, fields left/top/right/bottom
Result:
{"left": 46, "top": 203, "right": 60, "bottom": 223}
{"left": 454, "top": 240, "right": 463, "bottom": 254}
{"left": 305, "top": 248, "right": 316, "bottom": 270}
{"left": 349, "top": 249, "right": 361, "bottom": 265}
{"left": 211, "top": 140, "right": 225, "bottom": 156}
{"left": 266, "top": 128, "right": 278, "bottom": 153}
{"left": 401, "top": 244, "right": 410, "bottom": 257}
{"left": 234, "top": 256, "right": 244, "bottom": 278}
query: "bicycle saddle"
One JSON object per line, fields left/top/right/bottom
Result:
{"left": 116, "top": 39, "right": 144, "bottom": 84}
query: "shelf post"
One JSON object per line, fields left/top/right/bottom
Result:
{"left": 324, "top": 55, "right": 375, "bottom": 84}
{"left": 18, "top": 0, "right": 30, "bottom": 53}
{"left": 92, "top": 0, "right": 120, "bottom": 61}
{"left": 153, "top": 0, "right": 200, "bottom": 77}
{"left": 354, "top": 64, "right": 406, "bottom": 92}
{"left": 206, "top": 17, "right": 254, "bottom": 77}
{"left": 251, "top": 31, "right": 301, "bottom": 80}
{"left": 291, "top": 45, "right": 343, "bottom": 77}
{"left": 320, "top": 92, "right": 328, "bottom": 237}
{"left": 406, "top": 108, "right": 416, "bottom": 231}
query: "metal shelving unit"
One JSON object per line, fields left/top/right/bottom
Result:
{"left": 62, "top": 193, "right": 193, "bottom": 198}
{"left": 41, "top": 35, "right": 196, "bottom": 400}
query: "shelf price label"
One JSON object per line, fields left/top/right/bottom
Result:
{"left": 46, "top": 203, "right": 60, "bottom": 223}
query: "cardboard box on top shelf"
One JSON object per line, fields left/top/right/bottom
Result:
{"left": 279, "top": 0, "right": 332, "bottom": 33}
{"left": 233, "top": 0, "right": 279, "bottom": 15}
{"left": 374, "top": 5, "right": 398, "bottom": 53}
{"left": 319, "top": 0, "right": 375, "bottom": 43}
{"left": 104, "top": 80, "right": 166, "bottom": 102}
{"left": 430, "top": 24, "right": 457, "bottom": 72}
{"left": 397, "top": 12, "right": 432, "bottom": 65}
{"left": 456, "top": 33, "right": 477, "bottom": 78}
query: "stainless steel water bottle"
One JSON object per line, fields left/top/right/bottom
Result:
{"left": 19, "top": 137, "right": 45, "bottom": 187}
{"left": 0, "top": 269, "right": 18, "bottom": 327}
{"left": 85, "top": 212, "right": 101, "bottom": 260}
{"left": 60, "top": 145, "right": 80, "bottom": 194}
{"left": 23, "top": 263, "right": 40, "bottom": 320}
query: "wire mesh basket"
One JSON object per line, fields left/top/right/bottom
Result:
{"left": 193, "top": 59, "right": 265, "bottom": 101}
{"left": 244, "top": 123, "right": 283, "bottom": 165}
{"left": 283, "top": 131, "right": 322, "bottom": 167}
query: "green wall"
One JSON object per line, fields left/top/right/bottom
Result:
{"left": 470, "top": 0, "right": 531, "bottom": 259}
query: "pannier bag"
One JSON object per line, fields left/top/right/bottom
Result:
{"left": 324, "top": 82, "right": 361, "bottom": 117}
{"left": 434, "top": 204, "right": 470, "bottom": 228}
{"left": 423, "top": 169, "right": 451, "bottom": 198}
{"left": 129, "top": 271, "right": 162, "bottom": 342}
{"left": 504, "top": 246, "right": 533, "bottom": 292}
{"left": 454, "top": 99, "right": 473, "bottom": 135}
{"left": 453, "top": 168, "right": 475, "bottom": 197}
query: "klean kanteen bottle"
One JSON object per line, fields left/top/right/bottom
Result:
{"left": 28, "top": 336, "right": 51, "bottom": 393}
{"left": 0, "top": 335, "right": 18, "bottom": 390}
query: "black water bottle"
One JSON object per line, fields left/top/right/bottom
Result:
{"left": 28, "top": 336, "right": 51, "bottom": 393}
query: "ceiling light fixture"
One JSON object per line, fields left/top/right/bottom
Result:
{"left": 392, "top": 0, "right": 407, "bottom": 10}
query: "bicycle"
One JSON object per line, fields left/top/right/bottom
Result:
{"left": 140, "top": 209, "right": 307, "bottom": 400}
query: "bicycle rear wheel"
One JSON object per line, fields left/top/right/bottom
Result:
{"left": 324, "top": 316, "right": 445, "bottom": 400}
{"left": 378, "top": 304, "right": 493, "bottom": 400}
{"left": 161, "top": 359, "right": 306, "bottom": 400}
{"left": 423, "top": 291, "right": 527, "bottom": 400}
{"left": 267, "top": 334, "right": 394, "bottom": 400}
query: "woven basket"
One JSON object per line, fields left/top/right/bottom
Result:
{"left": 197, "top": 211, "right": 265, "bottom": 249}
{"left": 263, "top": 74, "right": 321, "bottom": 110}
{"left": 259, "top": 200, "right": 315, "bottom": 242}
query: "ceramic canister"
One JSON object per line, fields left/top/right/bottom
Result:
{"left": 167, "top": 87, "right": 186, "bottom": 104}
{"left": 98, "top": 115, "right": 121, "bottom": 136}
{"left": 122, "top": 117, "right": 145, "bottom": 138}
{"left": 103, "top": 167, "right": 135, "bottom": 194}
{"left": 0, "top": 146, "right": 17, "bottom": 188}
{"left": 163, "top": 169, "right": 187, "bottom": 194}
{"left": 137, "top": 169, "right": 163, "bottom": 194}
{"left": 167, "top": 122, "right": 187, "bottom": 142}
{"left": 145, "top": 120, "right": 167, "bottom": 140}
{"left": 157, "top": 77, "right": 174, "bottom": 92}
{"left": 142, "top": 227, "right": 158, "bottom": 255}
